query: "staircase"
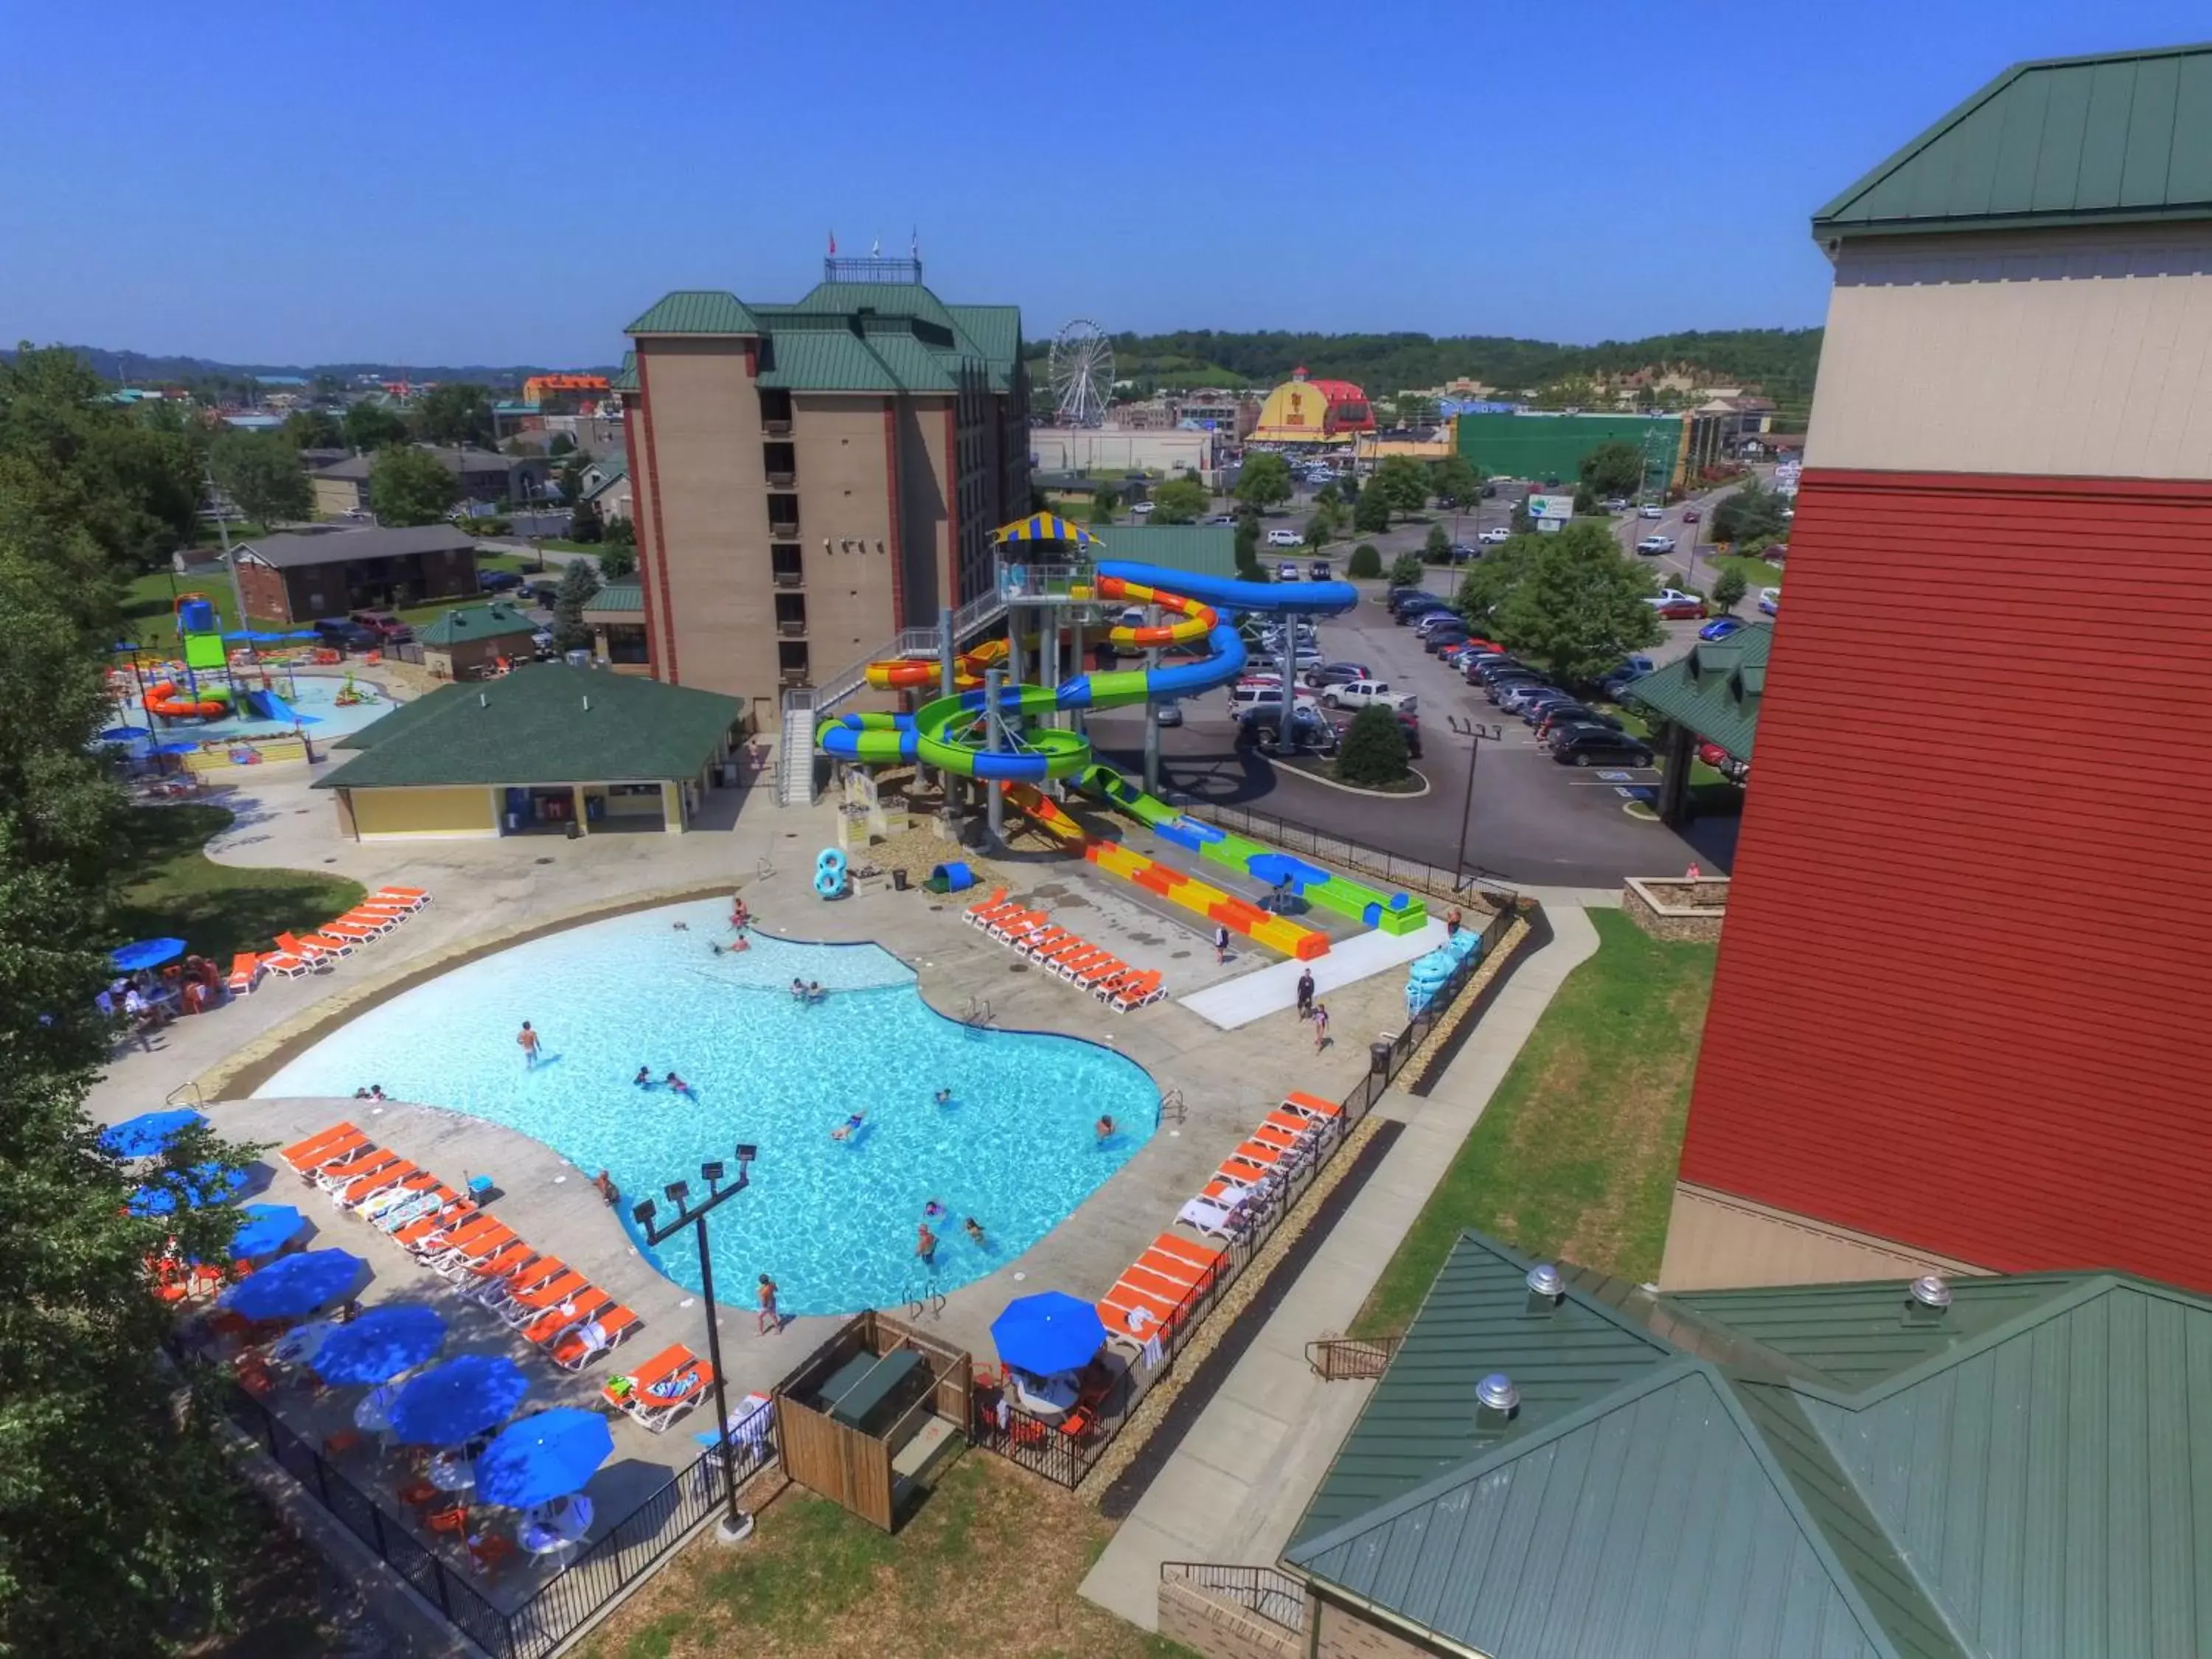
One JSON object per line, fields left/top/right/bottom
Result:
{"left": 775, "top": 585, "right": 1014, "bottom": 807}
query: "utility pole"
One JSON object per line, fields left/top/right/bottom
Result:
{"left": 204, "top": 465, "right": 250, "bottom": 636}
{"left": 1446, "top": 717, "right": 1503, "bottom": 893}
{"left": 631, "top": 1148, "right": 759, "bottom": 1545}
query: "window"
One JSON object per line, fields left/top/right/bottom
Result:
{"left": 766, "top": 493, "right": 799, "bottom": 535}
{"left": 759, "top": 389, "right": 793, "bottom": 433}
{"left": 777, "top": 641, "right": 810, "bottom": 683}
{"left": 774, "top": 593, "right": 806, "bottom": 636}
{"left": 771, "top": 543, "right": 804, "bottom": 586}
{"left": 762, "top": 442, "right": 796, "bottom": 484}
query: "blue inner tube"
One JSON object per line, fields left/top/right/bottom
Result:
{"left": 815, "top": 847, "right": 847, "bottom": 877}
{"left": 813, "top": 867, "right": 844, "bottom": 896}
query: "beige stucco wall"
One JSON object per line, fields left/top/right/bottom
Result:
{"left": 1805, "top": 224, "right": 2212, "bottom": 479}
{"left": 1658, "top": 1181, "right": 1988, "bottom": 1291}
{"left": 791, "top": 393, "right": 903, "bottom": 672}
{"left": 347, "top": 785, "right": 499, "bottom": 840}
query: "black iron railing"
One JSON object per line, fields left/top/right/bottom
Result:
{"left": 219, "top": 1380, "right": 774, "bottom": 1659}
{"left": 1160, "top": 1562, "right": 1310, "bottom": 1635}
{"left": 1178, "top": 798, "right": 1514, "bottom": 902}
{"left": 1304, "top": 1334, "right": 1405, "bottom": 1380}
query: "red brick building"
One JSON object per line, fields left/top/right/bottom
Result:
{"left": 1662, "top": 45, "right": 2212, "bottom": 1294}
{"left": 234, "top": 526, "right": 479, "bottom": 624}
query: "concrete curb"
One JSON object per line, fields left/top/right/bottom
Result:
{"left": 1270, "top": 759, "right": 1432, "bottom": 800}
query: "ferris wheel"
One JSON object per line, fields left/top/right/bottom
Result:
{"left": 1047, "top": 319, "right": 1113, "bottom": 426}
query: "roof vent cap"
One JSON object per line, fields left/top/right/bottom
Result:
{"left": 1908, "top": 1273, "right": 1952, "bottom": 1310}
{"left": 1475, "top": 1373, "right": 1520, "bottom": 1414}
{"left": 1526, "top": 1263, "right": 1563, "bottom": 1299}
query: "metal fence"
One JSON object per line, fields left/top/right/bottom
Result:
{"left": 1159, "top": 1562, "right": 1310, "bottom": 1636}
{"left": 220, "top": 1380, "right": 774, "bottom": 1659}
{"left": 1178, "top": 798, "right": 1512, "bottom": 903}
{"left": 974, "top": 896, "right": 1526, "bottom": 1489}
{"left": 1304, "top": 1334, "right": 1405, "bottom": 1380}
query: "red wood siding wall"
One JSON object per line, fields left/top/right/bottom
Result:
{"left": 1681, "top": 467, "right": 2212, "bottom": 1290}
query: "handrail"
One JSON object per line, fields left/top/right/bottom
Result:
{"left": 1304, "top": 1334, "right": 1403, "bottom": 1380}
{"left": 1158, "top": 1563, "right": 1310, "bottom": 1636}
{"left": 1159, "top": 1088, "right": 1186, "bottom": 1125}
{"left": 165, "top": 1079, "right": 206, "bottom": 1110}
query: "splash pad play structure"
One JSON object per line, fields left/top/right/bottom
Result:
{"left": 817, "top": 516, "right": 1426, "bottom": 961}
{"left": 127, "top": 594, "right": 364, "bottom": 733}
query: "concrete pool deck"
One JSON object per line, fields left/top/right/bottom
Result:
{"left": 100, "top": 767, "right": 1482, "bottom": 1424}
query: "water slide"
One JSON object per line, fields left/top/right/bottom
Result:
{"left": 143, "top": 680, "right": 231, "bottom": 720}
{"left": 818, "top": 561, "right": 1427, "bottom": 947}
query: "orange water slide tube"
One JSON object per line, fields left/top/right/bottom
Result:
{"left": 144, "top": 681, "right": 226, "bottom": 720}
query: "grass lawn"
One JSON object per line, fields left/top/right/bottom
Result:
{"left": 1350, "top": 908, "right": 1717, "bottom": 1337}
{"left": 580, "top": 1458, "right": 1195, "bottom": 1659}
{"left": 112, "top": 805, "right": 365, "bottom": 966}
{"left": 1711, "top": 552, "right": 1784, "bottom": 590}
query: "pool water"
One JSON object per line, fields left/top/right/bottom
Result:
{"left": 254, "top": 901, "right": 1160, "bottom": 1315}
{"left": 138, "top": 672, "right": 401, "bottom": 742}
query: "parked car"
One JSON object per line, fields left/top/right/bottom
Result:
{"left": 312, "top": 617, "right": 381, "bottom": 652}
{"left": 347, "top": 608, "right": 414, "bottom": 642}
{"left": 1472, "top": 657, "right": 1534, "bottom": 686}
{"left": 1536, "top": 705, "right": 1622, "bottom": 741}
{"left": 1130, "top": 501, "right": 1155, "bottom": 516}
{"left": 1697, "top": 740, "right": 1733, "bottom": 769}
{"left": 479, "top": 568, "right": 524, "bottom": 593}
{"left": 1228, "top": 681, "right": 1319, "bottom": 715}
{"left": 1681, "top": 506, "right": 1701, "bottom": 524}
{"left": 1388, "top": 590, "right": 1444, "bottom": 617}
{"left": 1479, "top": 482, "right": 1498, "bottom": 498}
{"left": 1155, "top": 701, "right": 1183, "bottom": 726}
{"left": 1308, "top": 558, "right": 1332, "bottom": 580}
{"left": 1237, "top": 706, "right": 1338, "bottom": 753}
{"left": 1759, "top": 586, "right": 1781, "bottom": 616}
{"left": 1766, "top": 541, "right": 1789, "bottom": 562}
{"left": 1321, "top": 680, "right": 1416, "bottom": 714}
{"left": 1699, "top": 616, "right": 1747, "bottom": 641}
{"left": 1638, "top": 504, "right": 1664, "bottom": 520}
{"left": 1265, "top": 529, "right": 1302, "bottom": 548}
{"left": 1274, "top": 560, "right": 1301, "bottom": 580}
{"left": 1206, "top": 513, "right": 1238, "bottom": 526}
{"left": 1635, "top": 535, "right": 1675, "bottom": 555}
{"left": 1444, "top": 542, "right": 1479, "bottom": 561}
{"left": 1552, "top": 728, "right": 1657, "bottom": 767}
{"left": 1646, "top": 588, "right": 1706, "bottom": 619}
{"left": 1516, "top": 689, "right": 1585, "bottom": 723}
{"left": 1264, "top": 642, "right": 1325, "bottom": 669}
{"left": 1422, "top": 627, "right": 1471, "bottom": 655}
{"left": 1412, "top": 610, "right": 1467, "bottom": 636}
{"left": 1601, "top": 497, "right": 1628, "bottom": 513}
{"left": 1303, "top": 661, "right": 1374, "bottom": 689}
{"left": 1497, "top": 681, "right": 1559, "bottom": 714}
{"left": 1477, "top": 527, "right": 1510, "bottom": 545}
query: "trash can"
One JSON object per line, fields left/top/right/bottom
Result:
{"left": 891, "top": 868, "right": 909, "bottom": 891}
{"left": 1370, "top": 1040, "right": 1394, "bottom": 1077}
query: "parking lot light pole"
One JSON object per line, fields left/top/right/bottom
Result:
{"left": 1447, "top": 717, "right": 1503, "bottom": 893}
{"left": 633, "top": 1144, "right": 757, "bottom": 1544}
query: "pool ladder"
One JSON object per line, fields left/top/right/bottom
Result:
{"left": 907, "top": 1276, "right": 946, "bottom": 1322}
{"left": 961, "top": 995, "right": 993, "bottom": 1029}
{"left": 1160, "top": 1090, "right": 1186, "bottom": 1125}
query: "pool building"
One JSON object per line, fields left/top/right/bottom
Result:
{"left": 313, "top": 662, "right": 745, "bottom": 839}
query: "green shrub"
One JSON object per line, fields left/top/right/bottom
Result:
{"left": 1388, "top": 552, "right": 1423, "bottom": 588}
{"left": 1422, "top": 524, "right": 1452, "bottom": 563}
{"left": 1338, "top": 706, "right": 1411, "bottom": 787}
{"left": 1711, "top": 568, "right": 1747, "bottom": 613}
{"left": 1347, "top": 543, "right": 1382, "bottom": 578}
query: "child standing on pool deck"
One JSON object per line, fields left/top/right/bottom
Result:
{"left": 518, "top": 1022, "right": 540, "bottom": 1068}
{"left": 757, "top": 1275, "right": 779, "bottom": 1334}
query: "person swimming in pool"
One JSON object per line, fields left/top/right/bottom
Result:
{"left": 964, "top": 1217, "right": 986, "bottom": 1245}
{"left": 790, "top": 978, "right": 807, "bottom": 999}
{"left": 916, "top": 1221, "right": 937, "bottom": 1262}
{"left": 923, "top": 1200, "right": 945, "bottom": 1219}
{"left": 664, "top": 1071, "right": 692, "bottom": 1096}
{"left": 807, "top": 981, "right": 826, "bottom": 1001}
{"left": 934, "top": 1087, "right": 953, "bottom": 1105}
{"left": 1096, "top": 1115, "right": 1116, "bottom": 1141}
{"left": 830, "top": 1113, "right": 865, "bottom": 1141}
{"left": 633, "top": 1067, "right": 653, "bottom": 1088}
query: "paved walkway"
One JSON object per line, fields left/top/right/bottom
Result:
{"left": 1078, "top": 905, "right": 1602, "bottom": 1631}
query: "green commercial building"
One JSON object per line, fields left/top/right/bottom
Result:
{"left": 1455, "top": 411, "right": 1686, "bottom": 493}
{"left": 1281, "top": 1228, "right": 2212, "bottom": 1659}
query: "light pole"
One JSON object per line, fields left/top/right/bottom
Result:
{"left": 632, "top": 1144, "right": 759, "bottom": 1544}
{"left": 1447, "top": 717, "right": 1503, "bottom": 893}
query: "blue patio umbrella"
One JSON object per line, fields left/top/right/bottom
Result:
{"left": 219, "top": 1248, "right": 367, "bottom": 1321}
{"left": 475, "top": 1409, "right": 613, "bottom": 1509}
{"left": 386, "top": 1354, "right": 530, "bottom": 1446}
{"left": 230, "top": 1203, "right": 308, "bottom": 1259}
{"left": 312, "top": 1304, "right": 446, "bottom": 1385}
{"left": 100, "top": 1107, "right": 206, "bottom": 1158}
{"left": 100, "top": 725, "right": 155, "bottom": 743}
{"left": 112, "top": 937, "right": 188, "bottom": 972}
{"left": 153, "top": 740, "right": 200, "bottom": 756}
{"left": 990, "top": 1290, "right": 1107, "bottom": 1376}
{"left": 128, "top": 1161, "right": 249, "bottom": 1216}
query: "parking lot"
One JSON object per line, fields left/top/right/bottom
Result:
{"left": 1082, "top": 581, "right": 1733, "bottom": 889}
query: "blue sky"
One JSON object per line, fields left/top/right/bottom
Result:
{"left": 5, "top": 1, "right": 2205, "bottom": 366}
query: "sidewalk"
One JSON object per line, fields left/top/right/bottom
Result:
{"left": 1078, "top": 905, "right": 1601, "bottom": 1630}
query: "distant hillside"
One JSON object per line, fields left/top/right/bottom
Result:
{"left": 1026, "top": 327, "right": 1823, "bottom": 411}
{"left": 0, "top": 344, "right": 617, "bottom": 387}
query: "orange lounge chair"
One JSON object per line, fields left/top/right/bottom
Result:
{"left": 1283, "top": 1091, "right": 1341, "bottom": 1123}
{"left": 965, "top": 901, "right": 1020, "bottom": 933}
{"left": 428, "top": 1220, "right": 520, "bottom": 1277}
{"left": 524, "top": 1287, "right": 610, "bottom": 1349}
{"left": 280, "top": 1123, "right": 361, "bottom": 1170}
{"left": 612, "top": 1344, "right": 713, "bottom": 1432}
{"left": 337, "top": 1161, "right": 432, "bottom": 1209}
{"left": 552, "top": 1305, "right": 639, "bottom": 1371}
{"left": 1148, "top": 1234, "right": 1225, "bottom": 1276}
{"left": 1107, "top": 970, "right": 1166, "bottom": 1011}
{"left": 392, "top": 1200, "right": 479, "bottom": 1250}
{"left": 226, "top": 952, "right": 263, "bottom": 995}
{"left": 497, "top": 1270, "right": 588, "bottom": 1329}
{"left": 1099, "top": 1281, "right": 1197, "bottom": 1349}
{"left": 1135, "top": 1242, "right": 1220, "bottom": 1290}
{"left": 262, "top": 948, "right": 316, "bottom": 978}
{"left": 313, "top": 1148, "right": 399, "bottom": 1192}
{"left": 1051, "top": 945, "right": 1109, "bottom": 982}
{"left": 1020, "top": 926, "right": 1074, "bottom": 959}
{"left": 1070, "top": 956, "right": 1129, "bottom": 990}
{"left": 1263, "top": 1109, "right": 1324, "bottom": 1142}
{"left": 1033, "top": 936, "right": 1091, "bottom": 968}
{"left": 1250, "top": 1123, "right": 1304, "bottom": 1156}
{"left": 1090, "top": 966, "right": 1140, "bottom": 1001}
{"left": 988, "top": 908, "right": 1046, "bottom": 943}
{"left": 333, "top": 907, "right": 398, "bottom": 934}
{"left": 1119, "top": 1262, "right": 1206, "bottom": 1308}
{"left": 320, "top": 917, "right": 383, "bottom": 944}
{"left": 476, "top": 1254, "right": 566, "bottom": 1310}
{"left": 453, "top": 1240, "right": 535, "bottom": 1294}
{"left": 404, "top": 1208, "right": 495, "bottom": 1258}
{"left": 964, "top": 886, "right": 1010, "bottom": 917}
{"left": 276, "top": 929, "right": 350, "bottom": 964}
{"left": 369, "top": 886, "right": 429, "bottom": 909}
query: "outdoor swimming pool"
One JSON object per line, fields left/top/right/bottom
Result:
{"left": 132, "top": 671, "right": 401, "bottom": 742}
{"left": 254, "top": 900, "right": 1160, "bottom": 1315}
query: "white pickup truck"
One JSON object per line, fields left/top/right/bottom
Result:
{"left": 1318, "top": 679, "right": 1417, "bottom": 714}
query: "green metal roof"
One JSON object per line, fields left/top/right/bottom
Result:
{"left": 1815, "top": 44, "right": 2212, "bottom": 239}
{"left": 414, "top": 602, "right": 537, "bottom": 647}
{"left": 582, "top": 580, "right": 643, "bottom": 617}
{"left": 625, "top": 291, "right": 762, "bottom": 335}
{"left": 754, "top": 330, "right": 905, "bottom": 392}
{"left": 1084, "top": 524, "right": 1239, "bottom": 581}
{"left": 1624, "top": 622, "right": 1770, "bottom": 759}
{"left": 611, "top": 351, "right": 638, "bottom": 392}
{"left": 313, "top": 663, "right": 740, "bottom": 789}
{"left": 1290, "top": 1232, "right": 1672, "bottom": 1545}
{"left": 1288, "top": 1232, "right": 2212, "bottom": 1659}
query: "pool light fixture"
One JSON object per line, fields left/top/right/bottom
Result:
{"left": 630, "top": 1198, "right": 656, "bottom": 1227}
{"left": 664, "top": 1180, "right": 690, "bottom": 1206}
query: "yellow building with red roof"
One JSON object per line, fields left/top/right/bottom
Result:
{"left": 1249, "top": 366, "right": 1374, "bottom": 444}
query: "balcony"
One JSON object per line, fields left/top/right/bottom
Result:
{"left": 772, "top": 568, "right": 804, "bottom": 588}
{"left": 778, "top": 665, "right": 810, "bottom": 686}
{"left": 767, "top": 493, "right": 800, "bottom": 538}
{"left": 759, "top": 390, "right": 793, "bottom": 436}
{"left": 776, "top": 619, "right": 807, "bottom": 638}
{"left": 763, "top": 442, "right": 796, "bottom": 487}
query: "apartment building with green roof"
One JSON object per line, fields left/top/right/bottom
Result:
{"left": 615, "top": 256, "right": 1028, "bottom": 724}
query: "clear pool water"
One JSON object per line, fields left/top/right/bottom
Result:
{"left": 134, "top": 672, "right": 401, "bottom": 742}
{"left": 254, "top": 900, "right": 1159, "bottom": 1315}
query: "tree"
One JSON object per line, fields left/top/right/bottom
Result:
{"left": 598, "top": 539, "right": 638, "bottom": 579}
{"left": 366, "top": 445, "right": 456, "bottom": 526}
{"left": 1233, "top": 452, "right": 1293, "bottom": 511}
{"left": 603, "top": 513, "right": 636, "bottom": 549}
{"left": 1454, "top": 535, "right": 1540, "bottom": 628}
{"left": 1394, "top": 394, "right": 1439, "bottom": 427}
{"left": 208, "top": 430, "right": 311, "bottom": 526}
{"left": 1233, "top": 512, "right": 1265, "bottom": 582}
{"left": 1313, "top": 481, "right": 1340, "bottom": 509}
{"left": 1388, "top": 551, "right": 1424, "bottom": 588}
{"left": 1371, "top": 456, "right": 1430, "bottom": 518}
{"left": 567, "top": 498, "right": 604, "bottom": 543}
{"left": 1303, "top": 514, "right": 1329, "bottom": 550}
{"left": 1578, "top": 440, "right": 1645, "bottom": 499}
{"left": 1572, "top": 484, "right": 1598, "bottom": 515}
{"left": 550, "top": 557, "right": 602, "bottom": 653}
{"left": 1150, "top": 477, "right": 1208, "bottom": 524}
{"left": 1347, "top": 543, "right": 1382, "bottom": 578}
{"left": 281, "top": 408, "right": 343, "bottom": 449}
{"left": 342, "top": 401, "right": 408, "bottom": 451}
{"left": 1090, "top": 485, "right": 1115, "bottom": 526}
{"left": 555, "top": 453, "right": 587, "bottom": 509}
{"left": 1712, "top": 567, "right": 1748, "bottom": 613}
{"left": 411, "top": 382, "right": 495, "bottom": 448}
{"left": 1352, "top": 487, "right": 1391, "bottom": 535}
{"left": 1490, "top": 522, "right": 1664, "bottom": 684}
{"left": 1428, "top": 454, "right": 1481, "bottom": 507}
{"left": 0, "top": 460, "right": 257, "bottom": 1656}
{"left": 1711, "top": 481, "right": 1790, "bottom": 546}
{"left": 1337, "top": 705, "right": 1411, "bottom": 787}
{"left": 1423, "top": 523, "right": 1452, "bottom": 564}
{"left": 548, "top": 433, "right": 577, "bottom": 456}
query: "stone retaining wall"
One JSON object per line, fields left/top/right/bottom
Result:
{"left": 1158, "top": 1581, "right": 1301, "bottom": 1659}
{"left": 1621, "top": 875, "right": 1729, "bottom": 943}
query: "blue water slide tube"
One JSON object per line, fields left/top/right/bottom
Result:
{"left": 1093, "top": 561, "right": 1361, "bottom": 619}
